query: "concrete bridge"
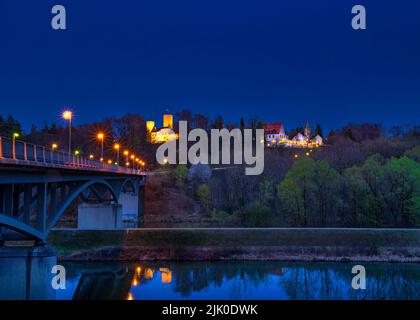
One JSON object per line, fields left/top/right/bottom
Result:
{"left": 0, "top": 136, "right": 147, "bottom": 245}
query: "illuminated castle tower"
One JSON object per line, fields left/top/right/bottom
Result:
{"left": 146, "top": 121, "right": 155, "bottom": 133}
{"left": 163, "top": 114, "right": 173, "bottom": 129}
{"left": 146, "top": 112, "right": 178, "bottom": 144}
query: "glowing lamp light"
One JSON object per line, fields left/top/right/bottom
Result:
{"left": 89, "top": 154, "right": 94, "bottom": 159}
{"left": 126, "top": 162, "right": 130, "bottom": 166}
{"left": 52, "top": 143, "right": 58, "bottom": 150}
{"left": 100, "top": 157, "right": 104, "bottom": 162}
{"left": 163, "top": 158, "right": 168, "bottom": 164}
{"left": 13, "top": 132, "right": 20, "bottom": 139}
{"left": 97, "top": 132, "right": 104, "bottom": 140}
{"left": 107, "top": 160, "right": 112, "bottom": 164}
{"left": 294, "top": 154, "right": 299, "bottom": 159}
{"left": 127, "top": 293, "right": 134, "bottom": 301}
{"left": 74, "top": 150, "right": 80, "bottom": 156}
{"left": 130, "top": 155, "right": 135, "bottom": 160}
{"left": 123, "top": 150, "right": 129, "bottom": 156}
{"left": 62, "top": 110, "right": 73, "bottom": 120}
{"left": 132, "top": 278, "right": 138, "bottom": 286}
{"left": 113, "top": 143, "right": 120, "bottom": 150}
{"left": 306, "top": 152, "right": 310, "bottom": 156}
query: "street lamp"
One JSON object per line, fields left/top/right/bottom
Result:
{"left": 113, "top": 143, "right": 120, "bottom": 165}
{"left": 52, "top": 143, "right": 58, "bottom": 151}
{"left": 123, "top": 150, "right": 129, "bottom": 163}
{"left": 62, "top": 110, "right": 73, "bottom": 155}
{"left": 130, "top": 154, "right": 135, "bottom": 167}
{"left": 12, "top": 132, "right": 20, "bottom": 159}
{"left": 97, "top": 132, "right": 105, "bottom": 160}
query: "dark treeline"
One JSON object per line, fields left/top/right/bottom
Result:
{"left": 2, "top": 111, "right": 420, "bottom": 228}
{"left": 0, "top": 109, "right": 277, "bottom": 166}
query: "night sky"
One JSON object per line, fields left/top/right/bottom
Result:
{"left": 0, "top": 0, "right": 419, "bottom": 132}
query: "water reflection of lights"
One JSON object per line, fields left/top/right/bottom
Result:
{"left": 159, "top": 268, "right": 172, "bottom": 284}
{"left": 130, "top": 266, "right": 173, "bottom": 288}
{"left": 132, "top": 278, "right": 138, "bottom": 286}
{"left": 145, "top": 268, "right": 154, "bottom": 279}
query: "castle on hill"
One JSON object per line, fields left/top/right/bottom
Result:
{"left": 146, "top": 113, "right": 179, "bottom": 144}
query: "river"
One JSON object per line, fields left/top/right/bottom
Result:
{"left": 0, "top": 253, "right": 418, "bottom": 300}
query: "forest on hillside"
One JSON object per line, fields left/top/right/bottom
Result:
{"left": 1, "top": 111, "right": 420, "bottom": 228}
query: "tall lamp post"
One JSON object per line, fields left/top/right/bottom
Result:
{"left": 130, "top": 154, "right": 135, "bottom": 168}
{"left": 62, "top": 110, "right": 73, "bottom": 155}
{"left": 12, "top": 132, "right": 20, "bottom": 159}
{"left": 123, "top": 150, "right": 129, "bottom": 163}
{"left": 97, "top": 132, "right": 105, "bottom": 161}
{"left": 114, "top": 143, "right": 120, "bottom": 165}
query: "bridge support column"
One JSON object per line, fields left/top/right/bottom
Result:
{"left": 138, "top": 186, "right": 145, "bottom": 227}
{"left": 77, "top": 203, "right": 123, "bottom": 230}
{"left": 119, "top": 191, "right": 139, "bottom": 228}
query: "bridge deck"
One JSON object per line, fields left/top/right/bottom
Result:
{"left": 0, "top": 136, "right": 144, "bottom": 177}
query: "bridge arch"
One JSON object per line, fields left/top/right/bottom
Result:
{"left": 116, "top": 178, "right": 138, "bottom": 196}
{"left": 0, "top": 214, "right": 44, "bottom": 241}
{"left": 46, "top": 179, "right": 119, "bottom": 235}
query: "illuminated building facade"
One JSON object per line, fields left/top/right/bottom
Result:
{"left": 264, "top": 121, "right": 323, "bottom": 148}
{"left": 147, "top": 114, "right": 178, "bottom": 144}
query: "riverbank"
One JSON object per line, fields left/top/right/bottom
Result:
{"left": 47, "top": 228, "right": 420, "bottom": 262}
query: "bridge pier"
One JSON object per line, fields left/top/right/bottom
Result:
{"left": 0, "top": 246, "right": 57, "bottom": 300}
{"left": 77, "top": 185, "right": 144, "bottom": 229}
{"left": 78, "top": 203, "right": 123, "bottom": 229}
{"left": 119, "top": 191, "right": 139, "bottom": 228}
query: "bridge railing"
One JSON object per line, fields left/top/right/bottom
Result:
{"left": 0, "top": 136, "right": 143, "bottom": 175}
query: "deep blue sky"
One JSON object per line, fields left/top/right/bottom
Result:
{"left": 0, "top": 0, "right": 419, "bottom": 132}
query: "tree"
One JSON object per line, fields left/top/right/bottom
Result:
{"left": 314, "top": 123, "right": 323, "bottom": 138}
{"left": 193, "top": 113, "right": 209, "bottom": 130}
{"left": 212, "top": 115, "right": 224, "bottom": 130}
{"left": 196, "top": 184, "right": 211, "bottom": 212}
{"left": 241, "top": 201, "right": 274, "bottom": 227}
{"left": 0, "top": 114, "right": 22, "bottom": 137}
{"left": 277, "top": 179, "right": 304, "bottom": 226}
{"left": 359, "top": 154, "right": 386, "bottom": 227}
{"left": 405, "top": 146, "right": 420, "bottom": 162}
{"left": 277, "top": 158, "right": 316, "bottom": 226}
{"left": 258, "top": 180, "right": 275, "bottom": 207}
{"left": 343, "top": 166, "right": 373, "bottom": 227}
{"left": 312, "top": 160, "right": 343, "bottom": 226}
{"left": 174, "top": 109, "right": 193, "bottom": 131}
{"left": 172, "top": 164, "right": 188, "bottom": 186}
{"left": 382, "top": 157, "right": 420, "bottom": 226}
